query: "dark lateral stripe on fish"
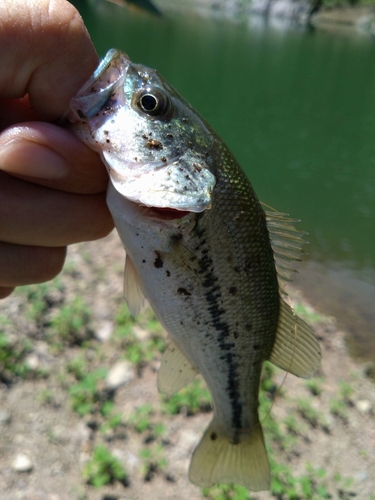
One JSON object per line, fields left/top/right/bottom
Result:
{"left": 195, "top": 226, "right": 243, "bottom": 432}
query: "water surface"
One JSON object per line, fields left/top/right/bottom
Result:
{"left": 73, "top": 1, "right": 375, "bottom": 362}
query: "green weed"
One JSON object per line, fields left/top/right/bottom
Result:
{"left": 129, "top": 404, "right": 153, "bottom": 433}
{"left": 202, "top": 483, "right": 251, "bottom": 500}
{"left": 83, "top": 443, "right": 127, "bottom": 488}
{"left": 297, "top": 398, "right": 324, "bottom": 428}
{"left": 19, "top": 280, "right": 63, "bottom": 326}
{"left": 139, "top": 443, "right": 167, "bottom": 481}
{"left": 329, "top": 381, "right": 353, "bottom": 422}
{"left": 292, "top": 302, "right": 324, "bottom": 323}
{"left": 0, "top": 317, "right": 31, "bottom": 382}
{"left": 114, "top": 304, "right": 165, "bottom": 370}
{"left": 305, "top": 378, "right": 324, "bottom": 397}
{"left": 69, "top": 367, "right": 107, "bottom": 416}
{"left": 99, "top": 401, "right": 124, "bottom": 434}
{"left": 163, "top": 378, "right": 212, "bottom": 416}
{"left": 67, "top": 354, "right": 88, "bottom": 380}
{"left": 128, "top": 404, "right": 166, "bottom": 440}
{"left": 49, "top": 296, "right": 92, "bottom": 346}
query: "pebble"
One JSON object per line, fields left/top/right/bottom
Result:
{"left": 105, "top": 360, "right": 135, "bottom": 390}
{"left": 355, "top": 399, "right": 372, "bottom": 414}
{"left": 95, "top": 320, "right": 113, "bottom": 342}
{"left": 11, "top": 453, "right": 33, "bottom": 472}
{"left": 0, "top": 409, "right": 11, "bottom": 425}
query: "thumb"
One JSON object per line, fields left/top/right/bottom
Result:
{"left": 0, "top": 122, "right": 108, "bottom": 194}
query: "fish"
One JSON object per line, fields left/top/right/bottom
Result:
{"left": 68, "top": 49, "right": 321, "bottom": 491}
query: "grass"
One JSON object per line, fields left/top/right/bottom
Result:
{"left": 114, "top": 304, "right": 165, "bottom": 371}
{"left": 139, "top": 443, "right": 167, "bottom": 481}
{"left": 83, "top": 444, "right": 128, "bottom": 488}
{"left": 0, "top": 315, "right": 31, "bottom": 383}
{"left": 49, "top": 296, "right": 92, "bottom": 347}
{"left": 68, "top": 367, "right": 108, "bottom": 416}
{"left": 162, "top": 378, "right": 212, "bottom": 416}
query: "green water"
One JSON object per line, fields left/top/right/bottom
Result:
{"left": 73, "top": 1, "right": 375, "bottom": 362}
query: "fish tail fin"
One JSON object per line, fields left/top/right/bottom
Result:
{"left": 189, "top": 418, "right": 270, "bottom": 491}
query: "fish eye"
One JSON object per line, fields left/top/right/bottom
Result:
{"left": 136, "top": 88, "right": 172, "bottom": 118}
{"left": 140, "top": 94, "right": 158, "bottom": 112}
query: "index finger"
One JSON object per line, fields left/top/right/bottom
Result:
{"left": 0, "top": 0, "right": 99, "bottom": 121}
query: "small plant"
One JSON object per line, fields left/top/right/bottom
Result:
{"left": 329, "top": 398, "right": 348, "bottom": 422}
{"left": 18, "top": 280, "right": 64, "bottom": 328}
{"left": 83, "top": 444, "right": 127, "bottom": 488}
{"left": 69, "top": 367, "right": 107, "bottom": 416}
{"left": 305, "top": 378, "right": 324, "bottom": 397}
{"left": 202, "top": 483, "right": 252, "bottom": 499}
{"left": 139, "top": 443, "right": 167, "bottom": 481}
{"left": 338, "top": 381, "right": 353, "bottom": 403}
{"left": 127, "top": 404, "right": 166, "bottom": 441}
{"left": 163, "top": 378, "right": 212, "bottom": 416}
{"left": 297, "top": 398, "right": 322, "bottom": 428}
{"left": 283, "top": 414, "right": 306, "bottom": 436}
{"left": 292, "top": 302, "right": 324, "bottom": 323}
{"left": 129, "top": 404, "right": 153, "bottom": 433}
{"left": 99, "top": 401, "right": 123, "bottom": 434}
{"left": 113, "top": 305, "right": 165, "bottom": 370}
{"left": 50, "top": 296, "right": 92, "bottom": 346}
{"left": 0, "top": 319, "right": 31, "bottom": 383}
{"left": 67, "top": 354, "right": 88, "bottom": 380}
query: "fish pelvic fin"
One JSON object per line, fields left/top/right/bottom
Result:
{"left": 189, "top": 419, "right": 270, "bottom": 491}
{"left": 157, "top": 337, "right": 198, "bottom": 396}
{"left": 269, "top": 299, "right": 321, "bottom": 378}
{"left": 124, "top": 254, "right": 145, "bottom": 317}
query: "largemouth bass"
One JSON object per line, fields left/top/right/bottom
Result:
{"left": 68, "top": 49, "right": 321, "bottom": 491}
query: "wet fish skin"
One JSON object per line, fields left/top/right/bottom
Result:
{"left": 69, "top": 49, "right": 321, "bottom": 491}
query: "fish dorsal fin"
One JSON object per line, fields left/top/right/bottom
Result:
{"left": 263, "top": 205, "right": 306, "bottom": 292}
{"left": 157, "top": 337, "right": 198, "bottom": 396}
{"left": 268, "top": 299, "right": 321, "bottom": 378}
{"left": 124, "top": 254, "right": 145, "bottom": 317}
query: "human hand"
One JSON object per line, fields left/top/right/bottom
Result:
{"left": 0, "top": 0, "right": 114, "bottom": 299}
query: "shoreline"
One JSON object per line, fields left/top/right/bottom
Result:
{"left": 154, "top": 0, "right": 375, "bottom": 34}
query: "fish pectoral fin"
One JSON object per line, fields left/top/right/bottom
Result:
{"left": 157, "top": 337, "right": 198, "bottom": 396}
{"left": 189, "top": 419, "right": 270, "bottom": 491}
{"left": 269, "top": 299, "right": 321, "bottom": 378}
{"left": 124, "top": 254, "right": 145, "bottom": 317}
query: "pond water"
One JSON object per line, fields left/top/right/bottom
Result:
{"left": 72, "top": 0, "right": 375, "bottom": 363}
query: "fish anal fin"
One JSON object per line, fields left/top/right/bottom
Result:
{"left": 124, "top": 254, "right": 145, "bottom": 317}
{"left": 189, "top": 419, "right": 270, "bottom": 491}
{"left": 157, "top": 338, "right": 198, "bottom": 396}
{"left": 269, "top": 299, "right": 321, "bottom": 378}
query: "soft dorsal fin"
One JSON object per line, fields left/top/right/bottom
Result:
{"left": 268, "top": 299, "right": 321, "bottom": 378}
{"left": 157, "top": 337, "right": 198, "bottom": 396}
{"left": 263, "top": 205, "right": 306, "bottom": 292}
{"left": 124, "top": 254, "right": 145, "bottom": 317}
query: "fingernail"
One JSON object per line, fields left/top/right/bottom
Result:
{"left": 0, "top": 139, "right": 69, "bottom": 180}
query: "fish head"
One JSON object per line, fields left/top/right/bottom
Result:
{"left": 68, "top": 49, "right": 216, "bottom": 213}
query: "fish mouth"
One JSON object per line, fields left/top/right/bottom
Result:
{"left": 144, "top": 206, "right": 191, "bottom": 220}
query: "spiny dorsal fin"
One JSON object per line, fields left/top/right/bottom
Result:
{"left": 124, "top": 254, "right": 145, "bottom": 317}
{"left": 268, "top": 299, "right": 321, "bottom": 378}
{"left": 157, "top": 337, "right": 198, "bottom": 396}
{"left": 263, "top": 205, "right": 306, "bottom": 292}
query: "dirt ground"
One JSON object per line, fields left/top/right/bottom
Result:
{"left": 0, "top": 231, "right": 374, "bottom": 500}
